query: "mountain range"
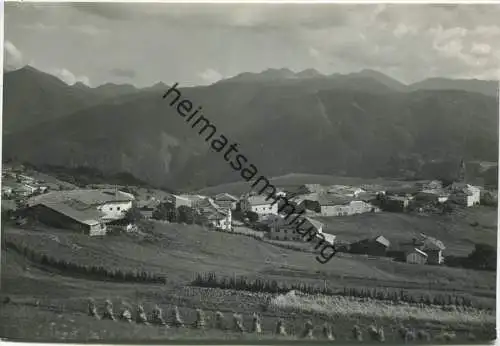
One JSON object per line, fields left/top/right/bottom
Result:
{"left": 2, "top": 65, "right": 499, "bottom": 190}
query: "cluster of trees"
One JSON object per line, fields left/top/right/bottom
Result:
{"left": 5, "top": 240, "right": 166, "bottom": 284}
{"left": 231, "top": 209, "right": 259, "bottom": 223}
{"left": 446, "top": 243, "right": 496, "bottom": 271}
{"left": 481, "top": 191, "right": 498, "bottom": 207}
{"left": 151, "top": 202, "right": 203, "bottom": 224}
{"left": 192, "top": 272, "right": 478, "bottom": 308}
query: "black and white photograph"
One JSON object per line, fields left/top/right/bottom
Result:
{"left": 1, "top": 1, "right": 498, "bottom": 343}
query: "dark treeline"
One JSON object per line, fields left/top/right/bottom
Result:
{"left": 192, "top": 272, "right": 480, "bottom": 309}
{"left": 5, "top": 240, "right": 166, "bottom": 284}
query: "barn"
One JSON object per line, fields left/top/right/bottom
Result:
{"left": 27, "top": 201, "right": 107, "bottom": 236}
{"left": 406, "top": 248, "right": 428, "bottom": 264}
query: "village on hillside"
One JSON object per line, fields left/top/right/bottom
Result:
{"left": 2, "top": 160, "right": 497, "bottom": 269}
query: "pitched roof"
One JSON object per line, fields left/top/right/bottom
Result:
{"left": 305, "top": 217, "right": 324, "bottom": 231}
{"left": 327, "top": 185, "right": 365, "bottom": 195}
{"left": 215, "top": 193, "right": 238, "bottom": 201}
{"left": 409, "top": 248, "right": 428, "bottom": 257}
{"left": 247, "top": 195, "right": 274, "bottom": 206}
{"left": 319, "top": 194, "right": 353, "bottom": 206}
{"left": 374, "top": 235, "right": 390, "bottom": 248}
{"left": 420, "top": 233, "right": 446, "bottom": 250}
{"left": 29, "top": 189, "right": 135, "bottom": 206}
{"left": 38, "top": 200, "right": 104, "bottom": 226}
{"left": 321, "top": 233, "right": 336, "bottom": 244}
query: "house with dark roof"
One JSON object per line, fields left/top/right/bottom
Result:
{"left": 27, "top": 200, "right": 107, "bottom": 236}
{"left": 406, "top": 248, "right": 428, "bottom": 264}
{"left": 350, "top": 235, "right": 391, "bottom": 257}
{"left": 240, "top": 195, "right": 278, "bottom": 216}
{"left": 28, "top": 189, "right": 135, "bottom": 222}
{"left": 397, "top": 234, "right": 446, "bottom": 265}
{"left": 267, "top": 214, "right": 324, "bottom": 242}
{"left": 381, "top": 195, "right": 413, "bottom": 212}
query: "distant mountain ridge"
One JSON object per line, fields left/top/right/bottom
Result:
{"left": 219, "top": 67, "right": 497, "bottom": 96}
{"left": 2, "top": 66, "right": 498, "bottom": 190}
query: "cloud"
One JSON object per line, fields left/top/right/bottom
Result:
{"left": 470, "top": 43, "right": 492, "bottom": 55}
{"left": 48, "top": 67, "right": 91, "bottom": 86}
{"left": 4, "top": 40, "right": 24, "bottom": 70}
{"left": 308, "top": 47, "right": 320, "bottom": 59}
{"left": 69, "top": 3, "right": 349, "bottom": 30}
{"left": 20, "top": 22, "right": 57, "bottom": 31}
{"left": 198, "top": 68, "right": 223, "bottom": 85}
{"left": 109, "top": 67, "right": 136, "bottom": 79}
{"left": 71, "top": 24, "right": 106, "bottom": 36}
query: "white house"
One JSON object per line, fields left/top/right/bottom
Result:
{"left": 168, "top": 194, "right": 194, "bottom": 208}
{"left": 240, "top": 195, "right": 278, "bottom": 216}
{"left": 205, "top": 209, "right": 232, "bottom": 230}
{"left": 13, "top": 183, "right": 38, "bottom": 197}
{"left": 449, "top": 183, "right": 481, "bottom": 207}
{"left": 319, "top": 195, "right": 378, "bottom": 216}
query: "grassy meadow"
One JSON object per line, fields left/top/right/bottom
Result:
{"left": 1, "top": 210, "right": 496, "bottom": 343}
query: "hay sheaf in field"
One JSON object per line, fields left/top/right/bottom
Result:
{"left": 270, "top": 291, "right": 495, "bottom": 324}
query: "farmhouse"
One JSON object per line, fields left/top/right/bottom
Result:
{"left": 448, "top": 183, "right": 481, "bottom": 207}
{"left": 319, "top": 195, "right": 377, "bottom": 216}
{"left": 196, "top": 198, "right": 232, "bottom": 230}
{"left": 240, "top": 195, "right": 278, "bottom": 216}
{"left": 327, "top": 185, "right": 366, "bottom": 197}
{"left": 267, "top": 214, "right": 323, "bottom": 241}
{"left": 27, "top": 200, "right": 107, "bottom": 236}
{"left": 213, "top": 193, "right": 239, "bottom": 210}
{"left": 28, "top": 189, "right": 135, "bottom": 222}
{"left": 414, "top": 191, "right": 449, "bottom": 204}
{"left": 350, "top": 235, "right": 390, "bottom": 257}
{"left": 420, "top": 234, "right": 446, "bottom": 265}
{"left": 294, "top": 184, "right": 324, "bottom": 195}
{"left": 137, "top": 199, "right": 160, "bottom": 219}
{"left": 382, "top": 195, "right": 413, "bottom": 212}
{"left": 417, "top": 180, "right": 443, "bottom": 191}
{"left": 12, "top": 183, "right": 39, "bottom": 197}
{"left": 166, "top": 194, "right": 194, "bottom": 208}
{"left": 406, "top": 248, "right": 428, "bottom": 264}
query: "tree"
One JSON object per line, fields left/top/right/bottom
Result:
{"left": 178, "top": 205, "right": 195, "bottom": 224}
{"left": 152, "top": 202, "right": 177, "bottom": 222}
{"left": 245, "top": 211, "right": 259, "bottom": 223}
{"left": 467, "top": 243, "right": 496, "bottom": 271}
{"left": 123, "top": 206, "right": 144, "bottom": 223}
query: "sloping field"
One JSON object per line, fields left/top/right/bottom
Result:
{"left": 196, "top": 173, "right": 410, "bottom": 196}
{"left": 1, "top": 222, "right": 496, "bottom": 342}
{"left": 319, "top": 206, "right": 497, "bottom": 256}
{"left": 4, "top": 220, "right": 496, "bottom": 297}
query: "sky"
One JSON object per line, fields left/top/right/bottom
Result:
{"left": 4, "top": 2, "right": 500, "bottom": 87}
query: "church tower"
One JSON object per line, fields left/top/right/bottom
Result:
{"left": 458, "top": 159, "right": 466, "bottom": 182}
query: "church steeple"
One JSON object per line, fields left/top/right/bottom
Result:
{"left": 458, "top": 159, "right": 466, "bottom": 182}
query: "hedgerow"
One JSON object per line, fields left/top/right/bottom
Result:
{"left": 5, "top": 240, "right": 166, "bottom": 284}
{"left": 192, "top": 272, "right": 476, "bottom": 308}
